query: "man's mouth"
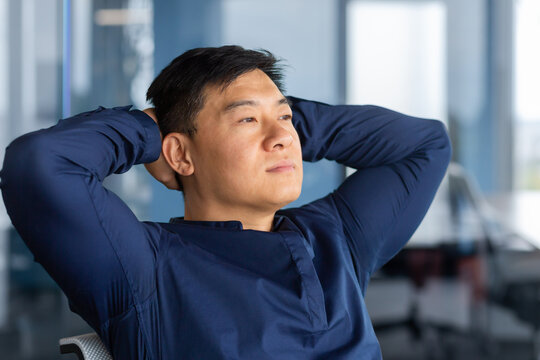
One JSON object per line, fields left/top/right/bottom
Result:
{"left": 266, "top": 159, "right": 295, "bottom": 173}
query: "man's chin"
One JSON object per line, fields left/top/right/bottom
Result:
{"left": 268, "top": 189, "right": 302, "bottom": 210}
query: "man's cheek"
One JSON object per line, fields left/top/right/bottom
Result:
{"left": 215, "top": 149, "right": 250, "bottom": 177}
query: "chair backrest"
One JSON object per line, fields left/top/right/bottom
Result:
{"left": 59, "top": 332, "right": 113, "bottom": 360}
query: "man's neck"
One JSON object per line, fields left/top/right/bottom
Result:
{"left": 184, "top": 202, "right": 276, "bottom": 232}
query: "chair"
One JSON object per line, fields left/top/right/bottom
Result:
{"left": 59, "top": 332, "right": 113, "bottom": 360}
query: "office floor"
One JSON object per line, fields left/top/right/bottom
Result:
{"left": 378, "top": 327, "right": 534, "bottom": 360}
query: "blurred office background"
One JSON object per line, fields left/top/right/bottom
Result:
{"left": 0, "top": 0, "right": 539, "bottom": 359}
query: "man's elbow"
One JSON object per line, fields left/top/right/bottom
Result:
{"left": 1, "top": 131, "right": 55, "bottom": 189}
{"left": 429, "top": 119, "right": 452, "bottom": 162}
{"left": 427, "top": 120, "right": 453, "bottom": 175}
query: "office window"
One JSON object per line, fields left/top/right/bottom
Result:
{"left": 346, "top": 0, "right": 446, "bottom": 122}
{"left": 513, "top": 0, "right": 540, "bottom": 189}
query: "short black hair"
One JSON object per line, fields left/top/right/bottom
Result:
{"left": 146, "top": 45, "right": 286, "bottom": 138}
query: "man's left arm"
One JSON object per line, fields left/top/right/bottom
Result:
{"left": 288, "top": 96, "right": 452, "bottom": 274}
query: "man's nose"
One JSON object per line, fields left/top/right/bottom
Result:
{"left": 263, "top": 121, "right": 293, "bottom": 151}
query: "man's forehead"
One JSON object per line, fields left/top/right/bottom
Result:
{"left": 223, "top": 97, "right": 290, "bottom": 113}
{"left": 201, "top": 69, "right": 289, "bottom": 113}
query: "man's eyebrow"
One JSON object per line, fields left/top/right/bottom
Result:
{"left": 279, "top": 97, "right": 293, "bottom": 107}
{"left": 223, "top": 100, "right": 259, "bottom": 113}
{"left": 223, "top": 97, "right": 291, "bottom": 113}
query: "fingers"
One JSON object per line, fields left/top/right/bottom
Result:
{"left": 140, "top": 111, "right": 182, "bottom": 191}
{"left": 156, "top": 170, "right": 181, "bottom": 191}
{"left": 144, "top": 156, "right": 182, "bottom": 191}
{"left": 164, "top": 180, "right": 182, "bottom": 191}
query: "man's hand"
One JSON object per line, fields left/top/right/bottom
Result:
{"left": 142, "top": 108, "right": 182, "bottom": 191}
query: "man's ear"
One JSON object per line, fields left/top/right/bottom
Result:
{"left": 161, "top": 133, "right": 194, "bottom": 177}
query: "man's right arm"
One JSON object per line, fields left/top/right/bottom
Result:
{"left": 0, "top": 106, "right": 163, "bottom": 331}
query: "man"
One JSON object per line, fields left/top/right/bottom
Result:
{"left": 0, "top": 45, "right": 451, "bottom": 359}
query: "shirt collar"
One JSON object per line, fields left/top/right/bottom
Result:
{"left": 168, "top": 217, "right": 243, "bottom": 230}
{"left": 168, "top": 215, "right": 314, "bottom": 259}
{"left": 168, "top": 214, "right": 295, "bottom": 233}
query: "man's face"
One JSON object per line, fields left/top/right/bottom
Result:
{"left": 187, "top": 69, "right": 303, "bottom": 213}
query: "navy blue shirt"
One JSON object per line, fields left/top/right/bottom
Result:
{"left": 0, "top": 97, "right": 451, "bottom": 359}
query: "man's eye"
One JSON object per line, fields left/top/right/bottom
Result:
{"left": 280, "top": 114, "right": 292, "bottom": 120}
{"left": 239, "top": 117, "right": 255, "bottom": 123}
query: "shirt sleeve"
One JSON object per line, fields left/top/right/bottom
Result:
{"left": 289, "top": 96, "right": 452, "bottom": 274}
{"left": 0, "top": 105, "right": 163, "bottom": 330}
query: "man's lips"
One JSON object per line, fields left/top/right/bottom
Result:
{"left": 266, "top": 159, "right": 295, "bottom": 172}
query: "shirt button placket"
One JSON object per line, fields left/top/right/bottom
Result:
{"left": 279, "top": 232, "right": 328, "bottom": 331}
